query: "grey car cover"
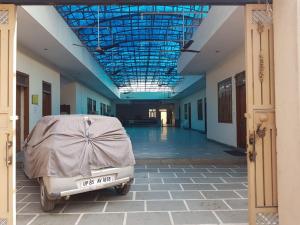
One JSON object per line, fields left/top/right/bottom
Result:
{"left": 23, "top": 115, "right": 135, "bottom": 178}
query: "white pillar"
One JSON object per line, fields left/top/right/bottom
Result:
{"left": 273, "top": 0, "right": 300, "bottom": 224}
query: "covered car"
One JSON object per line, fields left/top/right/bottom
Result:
{"left": 23, "top": 115, "right": 135, "bottom": 211}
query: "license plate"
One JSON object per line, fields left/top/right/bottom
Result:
{"left": 79, "top": 175, "right": 115, "bottom": 188}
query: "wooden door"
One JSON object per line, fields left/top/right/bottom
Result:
{"left": 42, "top": 81, "right": 52, "bottom": 116}
{"left": 0, "top": 5, "right": 16, "bottom": 225}
{"left": 188, "top": 103, "right": 191, "bottom": 129}
{"left": 236, "top": 72, "right": 247, "bottom": 149}
{"left": 245, "top": 4, "right": 278, "bottom": 225}
{"left": 16, "top": 72, "right": 29, "bottom": 152}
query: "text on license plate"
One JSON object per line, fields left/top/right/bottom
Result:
{"left": 80, "top": 175, "right": 115, "bottom": 188}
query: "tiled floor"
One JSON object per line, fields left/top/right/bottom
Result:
{"left": 126, "top": 127, "right": 244, "bottom": 160}
{"left": 17, "top": 164, "right": 248, "bottom": 225}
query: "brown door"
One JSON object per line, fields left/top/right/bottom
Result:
{"left": 235, "top": 72, "right": 246, "bottom": 149}
{"left": 42, "top": 81, "right": 52, "bottom": 116}
{"left": 16, "top": 72, "right": 29, "bottom": 152}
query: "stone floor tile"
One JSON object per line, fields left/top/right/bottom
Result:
{"left": 134, "top": 178, "right": 163, "bottom": 184}
{"left": 147, "top": 165, "right": 170, "bottom": 168}
{"left": 181, "top": 184, "right": 214, "bottom": 190}
{"left": 134, "top": 173, "right": 148, "bottom": 178}
{"left": 77, "top": 213, "right": 124, "bottom": 225}
{"left": 16, "top": 193, "right": 28, "bottom": 202}
{"left": 149, "top": 172, "right": 176, "bottom": 178}
{"left": 17, "top": 186, "right": 40, "bottom": 194}
{"left": 192, "top": 177, "right": 224, "bottom": 183}
{"left": 183, "top": 168, "right": 209, "bottom": 172}
{"left": 19, "top": 203, "right": 64, "bottom": 213}
{"left": 105, "top": 201, "right": 144, "bottom": 212}
{"left": 16, "top": 203, "right": 27, "bottom": 211}
{"left": 135, "top": 168, "right": 158, "bottom": 173}
{"left": 16, "top": 215, "right": 35, "bottom": 225}
{"left": 97, "top": 189, "right": 133, "bottom": 201}
{"left": 147, "top": 200, "right": 186, "bottom": 211}
{"left": 17, "top": 180, "right": 39, "bottom": 186}
{"left": 150, "top": 184, "right": 182, "bottom": 191}
{"left": 228, "top": 172, "right": 248, "bottom": 177}
{"left": 20, "top": 194, "right": 40, "bottom": 202}
{"left": 208, "top": 168, "right": 234, "bottom": 173}
{"left": 215, "top": 210, "right": 248, "bottom": 223}
{"left": 186, "top": 199, "right": 229, "bottom": 210}
{"left": 159, "top": 168, "right": 184, "bottom": 172}
{"left": 223, "top": 177, "right": 248, "bottom": 183}
{"left": 30, "top": 214, "right": 80, "bottom": 225}
{"left": 170, "top": 191, "right": 204, "bottom": 200}
{"left": 163, "top": 178, "right": 193, "bottom": 184}
{"left": 213, "top": 164, "right": 240, "bottom": 168}
{"left": 236, "top": 189, "right": 248, "bottom": 198}
{"left": 213, "top": 183, "right": 247, "bottom": 190}
{"left": 202, "top": 190, "right": 240, "bottom": 199}
{"left": 231, "top": 168, "right": 248, "bottom": 173}
{"left": 169, "top": 164, "right": 193, "bottom": 168}
{"left": 131, "top": 184, "right": 149, "bottom": 191}
{"left": 172, "top": 211, "right": 219, "bottom": 224}
{"left": 175, "top": 172, "right": 204, "bottom": 178}
{"left": 225, "top": 199, "right": 248, "bottom": 209}
{"left": 203, "top": 172, "right": 230, "bottom": 177}
{"left": 126, "top": 212, "right": 171, "bottom": 225}
{"left": 135, "top": 191, "right": 170, "bottom": 200}
{"left": 191, "top": 164, "right": 215, "bottom": 168}
{"left": 63, "top": 202, "right": 105, "bottom": 213}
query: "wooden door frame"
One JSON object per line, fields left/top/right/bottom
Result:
{"left": 245, "top": 4, "right": 278, "bottom": 225}
{"left": 0, "top": 4, "right": 17, "bottom": 225}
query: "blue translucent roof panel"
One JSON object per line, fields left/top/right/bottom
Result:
{"left": 56, "top": 5, "right": 209, "bottom": 92}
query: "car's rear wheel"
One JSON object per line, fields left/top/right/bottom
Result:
{"left": 115, "top": 183, "right": 131, "bottom": 195}
{"left": 40, "top": 179, "right": 55, "bottom": 212}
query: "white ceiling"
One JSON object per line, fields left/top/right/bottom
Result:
{"left": 179, "top": 6, "right": 245, "bottom": 75}
{"left": 17, "top": 6, "right": 119, "bottom": 100}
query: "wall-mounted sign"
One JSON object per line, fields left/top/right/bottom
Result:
{"left": 32, "top": 95, "right": 39, "bottom": 105}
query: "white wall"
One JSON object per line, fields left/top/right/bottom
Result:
{"left": 17, "top": 48, "right": 60, "bottom": 130}
{"left": 75, "top": 82, "right": 114, "bottom": 115}
{"left": 179, "top": 89, "right": 206, "bottom": 132}
{"left": 206, "top": 46, "right": 245, "bottom": 147}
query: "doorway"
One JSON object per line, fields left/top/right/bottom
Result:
{"left": 160, "top": 109, "right": 167, "bottom": 126}
{"left": 235, "top": 71, "right": 246, "bottom": 149}
{"left": 16, "top": 72, "right": 29, "bottom": 152}
{"left": 42, "top": 81, "right": 52, "bottom": 116}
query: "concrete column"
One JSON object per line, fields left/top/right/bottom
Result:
{"left": 273, "top": 0, "right": 300, "bottom": 224}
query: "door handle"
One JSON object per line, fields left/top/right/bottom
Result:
{"left": 248, "top": 132, "right": 256, "bottom": 162}
{"left": 6, "top": 133, "right": 12, "bottom": 167}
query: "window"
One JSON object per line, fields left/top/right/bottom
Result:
{"left": 87, "top": 98, "right": 96, "bottom": 114}
{"left": 149, "top": 109, "right": 156, "bottom": 118}
{"left": 197, "top": 99, "right": 203, "bottom": 120}
{"left": 218, "top": 78, "right": 232, "bottom": 123}
{"left": 184, "top": 104, "right": 188, "bottom": 120}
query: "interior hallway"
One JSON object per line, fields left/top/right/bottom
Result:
{"left": 126, "top": 127, "right": 245, "bottom": 161}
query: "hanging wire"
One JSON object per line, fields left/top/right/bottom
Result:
{"left": 97, "top": 5, "right": 100, "bottom": 48}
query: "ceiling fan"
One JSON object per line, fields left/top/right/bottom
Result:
{"left": 73, "top": 6, "right": 119, "bottom": 55}
{"left": 180, "top": 40, "right": 201, "bottom": 53}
